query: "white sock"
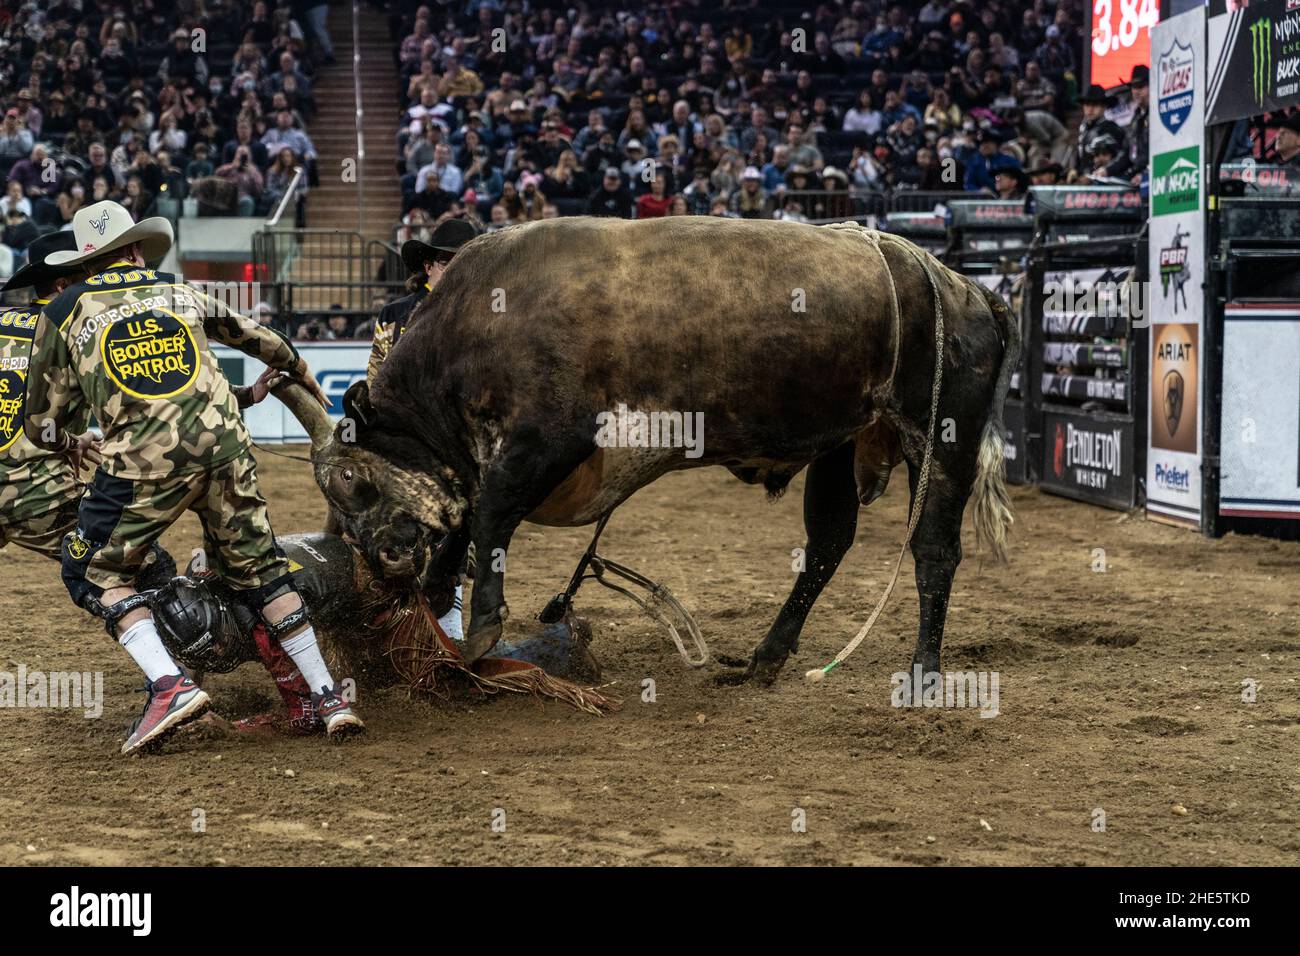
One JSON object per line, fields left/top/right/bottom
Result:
{"left": 279, "top": 626, "right": 336, "bottom": 695}
{"left": 119, "top": 618, "right": 182, "bottom": 683}
{"left": 438, "top": 586, "right": 464, "bottom": 642}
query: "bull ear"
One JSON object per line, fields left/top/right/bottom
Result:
{"left": 343, "top": 379, "right": 375, "bottom": 430}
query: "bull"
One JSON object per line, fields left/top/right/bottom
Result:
{"left": 288, "top": 216, "right": 1019, "bottom": 683}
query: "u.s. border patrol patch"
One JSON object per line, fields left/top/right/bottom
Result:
{"left": 0, "top": 367, "right": 26, "bottom": 453}
{"left": 66, "top": 532, "right": 90, "bottom": 561}
{"left": 100, "top": 312, "right": 200, "bottom": 399}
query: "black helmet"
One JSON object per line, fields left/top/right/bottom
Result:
{"left": 148, "top": 576, "right": 255, "bottom": 674}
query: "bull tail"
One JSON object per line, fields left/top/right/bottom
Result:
{"left": 971, "top": 283, "right": 1021, "bottom": 564}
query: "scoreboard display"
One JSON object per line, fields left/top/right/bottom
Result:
{"left": 1090, "top": 0, "right": 1160, "bottom": 89}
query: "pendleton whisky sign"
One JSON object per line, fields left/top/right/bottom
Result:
{"left": 1208, "top": 0, "right": 1300, "bottom": 124}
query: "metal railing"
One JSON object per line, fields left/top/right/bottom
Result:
{"left": 351, "top": 0, "right": 365, "bottom": 234}
{"left": 252, "top": 228, "right": 403, "bottom": 325}
{"left": 264, "top": 165, "right": 305, "bottom": 228}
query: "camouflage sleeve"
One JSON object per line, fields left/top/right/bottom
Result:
{"left": 196, "top": 289, "right": 300, "bottom": 370}
{"left": 366, "top": 322, "right": 393, "bottom": 387}
{"left": 22, "top": 310, "right": 78, "bottom": 452}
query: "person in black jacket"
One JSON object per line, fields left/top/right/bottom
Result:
{"left": 586, "top": 167, "right": 633, "bottom": 217}
{"left": 366, "top": 216, "right": 479, "bottom": 385}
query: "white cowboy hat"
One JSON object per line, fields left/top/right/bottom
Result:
{"left": 44, "top": 200, "right": 174, "bottom": 268}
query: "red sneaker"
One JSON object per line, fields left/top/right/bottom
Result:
{"left": 311, "top": 684, "right": 365, "bottom": 740}
{"left": 121, "top": 674, "right": 211, "bottom": 755}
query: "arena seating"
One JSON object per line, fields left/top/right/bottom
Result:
{"left": 0, "top": 0, "right": 333, "bottom": 276}
{"left": 385, "top": 0, "right": 1114, "bottom": 237}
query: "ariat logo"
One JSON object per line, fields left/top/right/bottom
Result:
{"left": 66, "top": 534, "right": 90, "bottom": 561}
{"left": 100, "top": 312, "right": 199, "bottom": 399}
{"left": 1252, "top": 18, "right": 1272, "bottom": 108}
{"left": 0, "top": 368, "right": 26, "bottom": 453}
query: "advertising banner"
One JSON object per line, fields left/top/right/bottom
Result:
{"left": 1219, "top": 304, "right": 1300, "bottom": 518}
{"left": 1041, "top": 408, "right": 1138, "bottom": 508}
{"left": 215, "top": 342, "right": 369, "bottom": 444}
{"left": 1148, "top": 7, "right": 1207, "bottom": 528}
{"left": 1208, "top": 0, "right": 1300, "bottom": 124}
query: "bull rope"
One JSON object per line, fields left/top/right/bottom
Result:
{"left": 805, "top": 228, "right": 946, "bottom": 683}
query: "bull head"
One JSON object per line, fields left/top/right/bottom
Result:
{"left": 274, "top": 378, "right": 469, "bottom": 586}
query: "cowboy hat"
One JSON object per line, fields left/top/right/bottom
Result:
{"left": 0, "top": 230, "right": 79, "bottom": 293}
{"left": 400, "top": 217, "right": 479, "bottom": 274}
{"left": 44, "top": 200, "right": 173, "bottom": 267}
{"left": 1078, "top": 84, "right": 1115, "bottom": 106}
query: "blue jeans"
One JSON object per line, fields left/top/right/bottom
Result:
{"left": 307, "top": 4, "right": 333, "bottom": 58}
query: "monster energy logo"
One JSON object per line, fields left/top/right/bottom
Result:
{"left": 1251, "top": 17, "right": 1272, "bottom": 108}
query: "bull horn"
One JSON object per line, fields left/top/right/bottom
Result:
{"left": 271, "top": 379, "right": 334, "bottom": 450}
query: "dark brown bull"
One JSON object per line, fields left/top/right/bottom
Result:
{"left": 297, "top": 216, "right": 1019, "bottom": 683}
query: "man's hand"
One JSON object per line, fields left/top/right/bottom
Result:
{"left": 68, "top": 431, "right": 103, "bottom": 473}
{"left": 249, "top": 366, "right": 288, "bottom": 405}
{"left": 289, "top": 357, "right": 331, "bottom": 409}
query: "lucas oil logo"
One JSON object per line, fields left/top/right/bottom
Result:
{"left": 1157, "top": 39, "right": 1195, "bottom": 135}
{"left": 100, "top": 312, "right": 200, "bottom": 399}
{"left": 0, "top": 367, "right": 27, "bottom": 453}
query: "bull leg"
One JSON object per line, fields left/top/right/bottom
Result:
{"left": 461, "top": 436, "right": 595, "bottom": 662}
{"left": 904, "top": 463, "right": 973, "bottom": 676}
{"left": 722, "top": 440, "right": 860, "bottom": 686}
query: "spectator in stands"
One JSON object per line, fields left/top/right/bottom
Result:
{"left": 843, "top": 89, "right": 883, "bottom": 136}
{"left": 464, "top": 144, "right": 504, "bottom": 207}
{"left": 994, "top": 167, "right": 1030, "bottom": 201}
{"left": 518, "top": 172, "right": 547, "bottom": 221}
{"left": 186, "top": 143, "right": 216, "bottom": 183}
{"left": 1075, "top": 85, "right": 1125, "bottom": 176}
{"left": 965, "top": 132, "right": 1020, "bottom": 193}
{"left": 215, "top": 145, "right": 264, "bottom": 216}
{"left": 158, "top": 28, "right": 209, "bottom": 87}
{"left": 1028, "top": 161, "right": 1064, "bottom": 186}
{"left": 682, "top": 167, "right": 713, "bottom": 215}
{"left": 415, "top": 143, "right": 464, "bottom": 196}
{"left": 730, "top": 166, "right": 771, "bottom": 219}
{"left": 264, "top": 147, "right": 303, "bottom": 216}
{"left": 0, "top": 109, "right": 34, "bottom": 169}
{"left": 635, "top": 167, "right": 673, "bottom": 219}
{"left": 261, "top": 109, "right": 317, "bottom": 164}
{"left": 588, "top": 166, "right": 633, "bottom": 218}
{"left": 149, "top": 113, "right": 187, "bottom": 155}
{"left": 1, "top": 180, "right": 32, "bottom": 220}
{"left": 1035, "top": 25, "right": 1075, "bottom": 76}
{"left": 1110, "top": 66, "right": 1150, "bottom": 184}
{"left": 1017, "top": 61, "right": 1057, "bottom": 115}
{"left": 8, "top": 145, "right": 57, "bottom": 225}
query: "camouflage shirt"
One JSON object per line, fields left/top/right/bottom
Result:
{"left": 0, "top": 297, "right": 86, "bottom": 523}
{"left": 24, "top": 262, "right": 300, "bottom": 480}
{"left": 366, "top": 284, "right": 429, "bottom": 386}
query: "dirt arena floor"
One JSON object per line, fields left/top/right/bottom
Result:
{"left": 2, "top": 448, "right": 1298, "bottom": 866}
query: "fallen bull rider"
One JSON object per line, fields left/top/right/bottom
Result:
{"left": 144, "top": 532, "right": 618, "bottom": 732}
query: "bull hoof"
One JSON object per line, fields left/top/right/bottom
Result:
{"left": 462, "top": 620, "right": 503, "bottom": 663}
{"left": 713, "top": 651, "right": 787, "bottom": 687}
{"left": 910, "top": 653, "right": 941, "bottom": 676}
{"left": 750, "top": 653, "right": 788, "bottom": 686}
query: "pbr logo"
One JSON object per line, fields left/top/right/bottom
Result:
{"left": 100, "top": 312, "right": 200, "bottom": 399}
{"left": 1159, "top": 226, "right": 1191, "bottom": 315}
{"left": 0, "top": 368, "right": 25, "bottom": 453}
{"left": 1157, "top": 39, "right": 1195, "bottom": 134}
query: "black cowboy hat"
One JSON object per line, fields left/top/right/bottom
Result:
{"left": 400, "top": 217, "right": 480, "bottom": 274}
{"left": 1127, "top": 64, "right": 1150, "bottom": 87}
{"left": 1078, "top": 84, "right": 1115, "bottom": 106}
{"left": 1026, "top": 160, "right": 1064, "bottom": 178}
{"left": 995, "top": 166, "right": 1030, "bottom": 190}
{"left": 1265, "top": 111, "right": 1300, "bottom": 133}
{"left": 0, "top": 230, "right": 78, "bottom": 294}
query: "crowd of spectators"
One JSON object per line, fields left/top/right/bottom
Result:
{"left": 389, "top": 0, "right": 1150, "bottom": 242}
{"left": 0, "top": 1, "right": 334, "bottom": 278}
